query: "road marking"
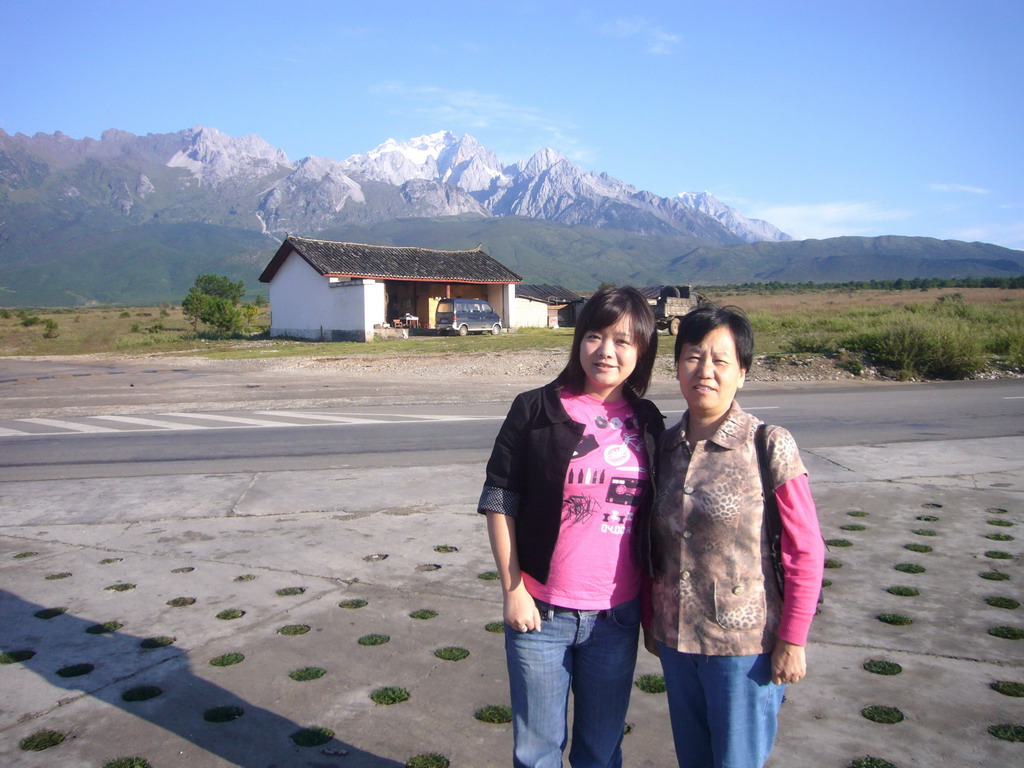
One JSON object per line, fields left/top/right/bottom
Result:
{"left": 255, "top": 411, "right": 398, "bottom": 425}
{"left": 89, "top": 415, "right": 196, "bottom": 430}
{"left": 160, "top": 412, "right": 310, "bottom": 428}
{"left": 18, "top": 417, "right": 120, "bottom": 433}
{"left": 0, "top": 410, "right": 500, "bottom": 437}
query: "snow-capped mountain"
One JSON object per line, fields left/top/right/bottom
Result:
{"left": 337, "top": 131, "right": 789, "bottom": 243}
{"left": 0, "top": 124, "right": 789, "bottom": 244}
{"left": 677, "top": 191, "right": 790, "bottom": 243}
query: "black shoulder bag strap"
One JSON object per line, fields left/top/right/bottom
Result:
{"left": 756, "top": 423, "right": 787, "bottom": 599}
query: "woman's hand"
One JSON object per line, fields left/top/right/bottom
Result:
{"left": 504, "top": 584, "right": 541, "bottom": 633}
{"left": 771, "top": 640, "right": 806, "bottom": 684}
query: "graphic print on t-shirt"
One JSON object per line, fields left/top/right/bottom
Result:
{"left": 561, "top": 401, "right": 649, "bottom": 535}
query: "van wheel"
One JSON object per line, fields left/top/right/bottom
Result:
{"left": 458, "top": 324, "right": 469, "bottom": 337}
{"left": 491, "top": 324, "right": 501, "bottom": 335}
{"left": 668, "top": 317, "right": 681, "bottom": 336}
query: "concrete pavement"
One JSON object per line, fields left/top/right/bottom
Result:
{"left": 0, "top": 383, "right": 1022, "bottom": 765}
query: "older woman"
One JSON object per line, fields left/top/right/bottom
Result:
{"left": 642, "top": 303, "right": 824, "bottom": 768}
{"left": 480, "top": 286, "right": 665, "bottom": 768}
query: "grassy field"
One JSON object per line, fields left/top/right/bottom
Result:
{"left": 2, "top": 287, "right": 1023, "bottom": 380}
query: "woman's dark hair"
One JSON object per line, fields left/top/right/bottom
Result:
{"left": 673, "top": 303, "right": 754, "bottom": 371}
{"left": 556, "top": 286, "right": 658, "bottom": 398}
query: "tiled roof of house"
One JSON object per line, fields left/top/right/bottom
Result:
{"left": 515, "top": 284, "right": 584, "bottom": 304}
{"left": 259, "top": 236, "right": 521, "bottom": 284}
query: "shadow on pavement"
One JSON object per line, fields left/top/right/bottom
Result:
{"left": 1, "top": 589, "right": 404, "bottom": 767}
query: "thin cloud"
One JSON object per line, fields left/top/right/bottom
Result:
{"left": 929, "top": 183, "right": 992, "bottom": 195}
{"left": 748, "top": 202, "right": 913, "bottom": 240}
{"left": 599, "top": 17, "right": 680, "bottom": 55}
{"left": 369, "top": 82, "right": 593, "bottom": 163}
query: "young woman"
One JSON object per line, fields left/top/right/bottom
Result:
{"left": 478, "top": 286, "right": 665, "bottom": 768}
{"left": 641, "top": 303, "right": 824, "bottom": 768}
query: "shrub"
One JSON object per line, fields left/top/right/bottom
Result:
{"left": 850, "top": 313, "right": 984, "bottom": 380}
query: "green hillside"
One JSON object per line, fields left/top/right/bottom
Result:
{"left": 1, "top": 212, "right": 1022, "bottom": 307}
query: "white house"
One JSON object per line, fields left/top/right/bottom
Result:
{"left": 514, "top": 284, "right": 584, "bottom": 328}
{"left": 259, "top": 236, "right": 521, "bottom": 341}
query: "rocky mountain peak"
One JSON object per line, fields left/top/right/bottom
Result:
{"left": 166, "top": 125, "right": 292, "bottom": 186}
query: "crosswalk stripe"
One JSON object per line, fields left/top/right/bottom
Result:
{"left": 89, "top": 415, "right": 196, "bottom": 430}
{"left": 255, "top": 410, "right": 402, "bottom": 424}
{"left": 160, "top": 412, "right": 303, "bottom": 428}
{"left": 18, "top": 417, "right": 120, "bottom": 433}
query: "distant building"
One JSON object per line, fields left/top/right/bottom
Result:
{"left": 514, "top": 284, "right": 585, "bottom": 328}
{"left": 258, "top": 236, "right": 521, "bottom": 341}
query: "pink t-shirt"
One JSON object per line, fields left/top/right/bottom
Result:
{"left": 523, "top": 391, "right": 650, "bottom": 610}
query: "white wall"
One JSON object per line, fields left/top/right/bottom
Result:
{"left": 486, "top": 283, "right": 518, "bottom": 329}
{"left": 268, "top": 253, "right": 384, "bottom": 342}
{"left": 514, "top": 297, "right": 550, "bottom": 328}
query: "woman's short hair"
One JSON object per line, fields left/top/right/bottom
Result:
{"left": 673, "top": 303, "right": 754, "bottom": 371}
{"left": 556, "top": 286, "right": 658, "bottom": 398}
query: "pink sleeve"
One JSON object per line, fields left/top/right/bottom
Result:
{"left": 775, "top": 474, "right": 824, "bottom": 646}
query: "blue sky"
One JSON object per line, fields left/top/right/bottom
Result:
{"left": 3, "top": 0, "right": 1022, "bottom": 249}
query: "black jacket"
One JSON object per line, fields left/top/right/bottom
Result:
{"left": 478, "top": 381, "right": 665, "bottom": 584}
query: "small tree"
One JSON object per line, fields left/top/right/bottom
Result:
{"left": 182, "top": 274, "right": 245, "bottom": 335}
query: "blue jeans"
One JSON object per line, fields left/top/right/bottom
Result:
{"left": 657, "top": 645, "right": 785, "bottom": 768}
{"left": 655, "top": 647, "right": 782, "bottom": 765}
{"left": 504, "top": 596, "right": 641, "bottom": 768}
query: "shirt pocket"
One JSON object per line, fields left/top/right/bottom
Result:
{"left": 713, "top": 578, "right": 766, "bottom": 632}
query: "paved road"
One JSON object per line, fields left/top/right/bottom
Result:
{"left": 1, "top": 379, "right": 1022, "bottom": 482}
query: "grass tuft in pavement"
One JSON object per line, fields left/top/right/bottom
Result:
{"left": 407, "top": 753, "right": 450, "bottom": 768}
{"left": 216, "top": 609, "right": 245, "bottom": 620}
{"left": 289, "top": 667, "right": 326, "bottom": 681}
{"left": 203, "top": 705, "right": 244, "bottom": 723}
{"left": 210, "top": 653, "right": 245, "bottom": 667}
{"left": 359, "top": 634, "right": 390, "bottom": 646}
{"left": 434, "top": 646, "right": 469, "bottom": 661}
{"left": 410, "top": 609, "right": 438, "bottom": 620}
{"left": 122, "top": 685, "right": 163, "bottom": 702}
{"left": 19, "top": 729, "right": 64, "bottom": 751}
{"left": 861, "top": 705, "right": 904, "bottom": 724}
{"left": 339, "top": 599, "right": 368, "bottom": 609}
{"left": 278, "top": 624, "right": 310, "bottom": 636}
{"left": 863, "top": 660, "right": 902, "bottom": 675}
{"left": 371, "top": 686, "right": 410, "bottom": 705}
{"left": 103, "top": 758, "right": 151, "bottom": 768}
{"left": 290, "top": 726, "right": 334, "bottom": 747}
{"left": 988, "top": 626, "right": 1024, "bottom": 640}
{"left": 987, "top": 723, "right": 1024, "bottom": 742}
{"left": 986, "top": 596, "right": 1020, "bottom": 609}
{"left": 878, "top": 613, "right": 912, "bottom": 626}
{"left": 635, "top": 674, "right": 667, "bottom": 693}
{"left": 474, "top": 705, "right": 512, "bottom": 723}
{"left": 991, "top": 680, "right": 1024, "bottom": 697}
